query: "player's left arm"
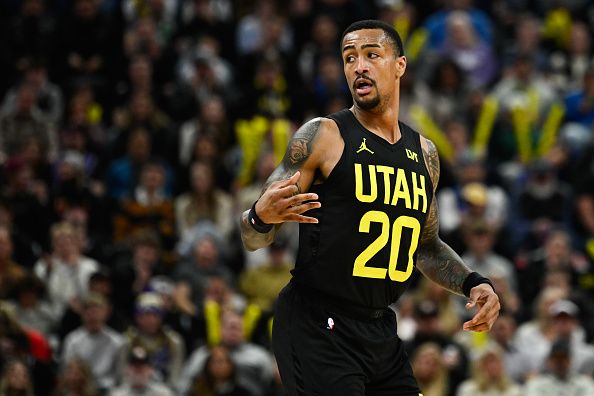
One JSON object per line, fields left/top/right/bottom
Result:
{"left": 416, "top": 137, "right": 500, "bottom": 332}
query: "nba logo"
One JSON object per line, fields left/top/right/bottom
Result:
{"left": 327, "top": 318, "right": 335, "bottom": 330}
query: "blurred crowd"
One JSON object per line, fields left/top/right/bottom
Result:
{"left": 1, "top": 0, "right": 594, "bottom": 395}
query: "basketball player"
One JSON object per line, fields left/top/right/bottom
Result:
{"left": 240, "top": 20, "right": 500, "bottom": 395}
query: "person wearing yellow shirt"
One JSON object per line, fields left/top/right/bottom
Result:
{"left": 239, "top": 239, "right": 292, "bottom": 312}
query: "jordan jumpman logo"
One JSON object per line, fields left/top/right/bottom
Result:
{"left": 356, "top": 138, "right": 374, "bottom": 154}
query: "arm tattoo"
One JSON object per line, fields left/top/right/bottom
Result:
{"left": 240, "top": 119, "right": 322, "bottom": 251}
{"left": 416, "top": 139, "right": 471, "bottom": 295}
{"left": 262, "top": 118, "right": 321, "bottom": 192}
{"left": 240, "top": 210, "right": 276, "bottom": 251}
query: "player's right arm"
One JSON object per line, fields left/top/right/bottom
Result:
{"left": 240, "top": 117, "right": 329, "bottom": 251}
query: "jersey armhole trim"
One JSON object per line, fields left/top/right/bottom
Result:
{"left": 320, "top": 114, "right": 349, "bottom": 185}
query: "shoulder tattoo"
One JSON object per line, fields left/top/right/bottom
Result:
{"left": 422, "top": 139, "right": 440, "bottom": 189}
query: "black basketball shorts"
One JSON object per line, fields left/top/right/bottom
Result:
{"left": 272, "top": 282, "right": 422, "bottom": 396}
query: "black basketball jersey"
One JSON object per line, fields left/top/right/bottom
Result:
{"left": 293, "top": 109, "right": 434, "bottom": 309}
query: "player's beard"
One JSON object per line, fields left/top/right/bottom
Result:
{"left": 354, "top": 94, "right": 380, "bottom": 110}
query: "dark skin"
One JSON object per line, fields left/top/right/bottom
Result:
{"left": 240, "top": 28, "right": 500, "bottom": 332}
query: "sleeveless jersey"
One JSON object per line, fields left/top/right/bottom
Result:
{"left": 293, "top": 109, "right": 434, "bottom": 309}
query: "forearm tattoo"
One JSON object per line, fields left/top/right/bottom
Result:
{"left": 240, "top": 119, "right": 322, "bottom": 251}
{"left": 240, "top": 210, "right": 276, "bottom": 251}
{"left": 416, "top": 139, "right": 471, "bottom": 295}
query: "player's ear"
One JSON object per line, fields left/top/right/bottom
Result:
{"left": 395, "top": 56, "right": 407, "bottom": 78}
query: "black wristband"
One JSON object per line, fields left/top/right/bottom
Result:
{"left": 248, "top": 201, "right": 273, "bottom": 233}
{"left": 462, "top": 272, "right": 495, "bottom": 297}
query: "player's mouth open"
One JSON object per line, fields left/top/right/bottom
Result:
{"left": 355, "top": 79, "right": 373, "bottom": 95}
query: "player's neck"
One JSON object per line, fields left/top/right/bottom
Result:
{"left": 352, "top": 99, "right": 401, "bottom": 144}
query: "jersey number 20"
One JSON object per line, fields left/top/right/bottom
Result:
{"left": 353, "top": 211, "right": 420, "bottom": 282}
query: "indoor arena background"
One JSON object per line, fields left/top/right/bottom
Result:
{"left": 1, "top": 0, "right": 594, "bottom": 395}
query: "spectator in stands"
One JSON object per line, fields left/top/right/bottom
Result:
{"left": 173, "top": 234, "right": 233, "bottom": 315}
{"left": 5, "top": 0, "right": 57, "bottom": 83}
{"left": 411, "top": 342, "right": 451, "bottom": 396}
{"left": 564, "top": 67, "right": 594, "bottom": 131}
{"left": 0, "top": 359, "right": 34, "bottom": 396}
{"left": 236, "top": 151, "right": 276, "bottom": 219}
{"left": 298, "top": 14, "right": 341, "bottom": 84}
{"left": 53, "top": 358, "right": 98, "bottom": 396}
{"left": 110, "top": 345, "right": 173, "bottom": 396}
{"left": 112, "top": 230, "right": 164, "bottom": 318}
{"left": 405, "top": 59, "right": 465, "bottom": 129}
{"left": 456, "top": 345, "right": 521, "bottom": 396}
{"left": 0, "top": 82, "right": 57, "bottom": 164}
{"left": 311, "top": 54, "right": 350, "bottom": 114}
{"left": 415, "top": 278, "right": 462, "bottom": 337}
{"left": 195, "top": 276, "right": 273, "bottom": 349}
{"left": 111, "top": 92, "right": 173, "bottom": 162}
{"left": 549, "top": 21, "right": 594, "bottom": 91}
{"left": 573, "top": 127, "right": 594, "bottom": 242}
{"left": 58, "top": 269, "right": 128, "bottom": 341}
{"left": 178, "top": 114, "right": 235, "bottom": 193}
{"left": 1, "top": 156, "right": 51, "bottom": 250}
{"left": 241, "top": 55, "right": 298, "bottom": 119}
{"left": 58, "top": 0, "right": 116, "bottom": 88}
{"left": 517, "top": 230, "right": 589, "bottom": 308}
{"left": 502, "top": 15, "right": 546, "bottom": 72}
{"left": 437, "top": 11, "right": 496, "bottom": 89}
{"left": 175, "top": 162, "right": 234, "bottom": 242}
{"left": 236, "top": 0, "right": 292, "bottom": 56}
{"left": 114, "top": 55, "right": 155, "bottom": 110}
{"left": 61, "top": 203, "right": 110, "bottom": 264}
{"left": 62, "top": 293, "right": 124, "bottom": 393}
{"left": 0, "top": 226, "right": 26, "bottom": 300}
{"left": 548, "top": 299, "right": 594, "bottom": 375}
{"left": 406, "top": 301, "right": 469, "bottom": 392}
{"left": 489, "top": 268, "right": 521, "bottom": 318}
{"left": 122, "top": 15, "right": 176, "bottom": 92}
{"left": 34, "top": 222, "right": 99, "bottom": 321}
{"left": 239, "top": 238, "right": 292, "bottom": 312}
{"left": 490, "top": 313, "right": 535, "bottom": 383}
{"left": 2, "top": 62, "right": 63, "bottom": 123}
{"left": 438, "top": 154, "right": 508, "bottom": 244}
{"left": 0, "top": 304, "right": 54, "bottom": 395}
{"left": 422, "top": 0, "right": 493, "bottom": 51}
{"left": 523, "top": 338, "right": 594, "bottom": 395}
{"left": 514, "top": 287, "right": 580, "bottom": 373}
{"left": 171, "top": 275, "right": 243, "bottom": 351}
{"left": 0, "top": 199, "right": 39, "bottom": 268}
{"left": 492, "top": 53, "right": 556, "bottom": 150}
{"left": 188, "top": 345, "right": 252, "bottom": 396}
{"left": 7, "top": 274, "right": 54, "bottom": 337}
{"left": 52, "top": 151, "right": 96, "bottom": 217}
{"left": 59, "top": 85, "right": 107, "bottom": 163}
{"left": 177, "top": 1, "right": 235, "bottom": 58}
{"left": 517, "top": 160, "right": 572, "bottom": 228}
{"left": 177, "top": 96, "right": 233, "bottom": 169}
{"left": 122, "top": 292, "right": 184, "bottom": 388}
{"left": 182, "top": 52, "right": 226, "bottom": 110}
{"left": 113, "top": 161, "right": 175, "bottom": 255}
{"left": 121, "top": 0, "right": 177, "bottom": 43}
{"left": 178, "top": 309, "right": 274, "bottom": 396}
{"left": 106, "top": 128, "right": 152, "bottom": 200}
{"left": 461, "top": 220, "right": 517, "bottom": 290}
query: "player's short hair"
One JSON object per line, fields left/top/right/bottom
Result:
{"left": 342, "top": 20, "right": 405, "bottom": 58}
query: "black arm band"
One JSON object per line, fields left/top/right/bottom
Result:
{"left": 248, "top": 201, "right": 273, "bottom": 233}
{"left": 462, "top": 272, "right": 495, "bottom": 297}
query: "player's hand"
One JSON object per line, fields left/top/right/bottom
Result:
{"left": 255, "top": 171, "right": 321, "bottom": 224}
{"left": 463, "top": 283, "right": 500, "bottom": 332}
